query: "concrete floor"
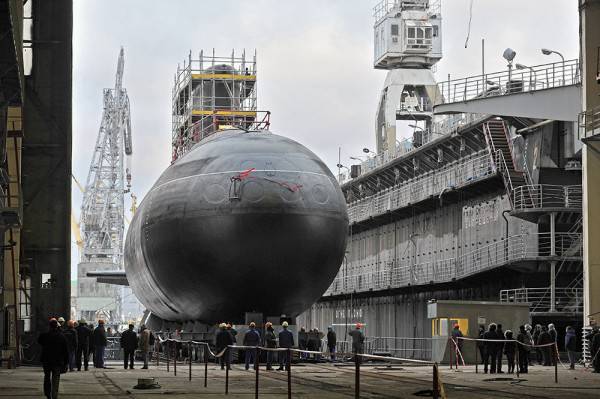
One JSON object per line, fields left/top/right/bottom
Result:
{"left": 0, "top": 360, "right": 599, "bottom": 398}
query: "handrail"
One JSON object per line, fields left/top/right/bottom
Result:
{"left": 326, "top": 232, "right": 582, "bottom": 296}
{"left": 579, "top": 104, "right": 600, "bottom": 140}
{"left": 512, "top": 184, "right": 582, "bottom": 211}
{"left": 499, "top": 287, "right": 583, "bottom": 313}
{"left": 346, "top": 151, "right": 495, "bottom": 224}
{"left": 436, "top": 59, "right": 580, "bottom": 105}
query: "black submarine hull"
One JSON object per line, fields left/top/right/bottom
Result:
{"left": 124, "top": 130, "right": 348, "bottom": 323}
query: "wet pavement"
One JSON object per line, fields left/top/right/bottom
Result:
{"left": 1, "top": 360, "right": 599, "bottom": 398}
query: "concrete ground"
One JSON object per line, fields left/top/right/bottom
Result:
{"left": 1, "top": 360, "right": 599, "bottom": 398}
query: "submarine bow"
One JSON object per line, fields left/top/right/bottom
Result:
{"left": 125, "top": 129, "right": 348, "bottom": 323}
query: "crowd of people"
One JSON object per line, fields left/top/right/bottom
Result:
{"left": 452, "top": 321, "right": 600, "bottom": 375}
{"left": 212, "top": 321, "right": 365, "bottom": 372}
{"left": 37, "top": 317, "right": 155, "bottom": 399}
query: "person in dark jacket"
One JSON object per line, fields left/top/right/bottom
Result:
{"left": 483, "top": 323, "right": 498, "bottom": 373}
{"left": 516, "top": 325, "right": 529, "bottom": 374}
{"left": 565, "top": 326, "right": 577, "bottom": 369}
{"left": 62, "top": 320, "right": 78, "bottom": 371}
{"left": 537, "top": 326, "right": 553, "bottom": 366}
{"left": 504, "top": 330, "right": 516, "bottom": 374}
{"left": 477, "top": 326, "right": 486, "bottom": 364}
{"left": 120, "top": 324, "right": 137, "bottom": 369}
{"left": 298, "top": 327, "right": 308, "bottom": 359}
{"left": 591, "top": 328, "right": 600, "bottom": 373}
{"left": 38, "top": 318, "right": 69, "bottom": 399}
{"left": 532, "top": 324, "right": 542, "bottom": 365}
{"left": 496, "top": 324, "right": 504, "bottom": 373}
{"left": 264, "top": 322, "right": 277, "bottom": 370}
{"left": 216, "top": 323, "right": 234, "bottom": 370}
{"left": 88, "top": 323, "right": 95, "bottom": 366}
{"left": 93, "top": 320, "right": 108, "bottom": 368}
{"left": 226, "top": 323, "right": 237, "bottom": 365}
{"left": 327, "top": 326, "right": 337, "bottom": 361}
{"left": 348, "top": 323, "right": 365, "bottom": 362}
{"left": 75, "top": 319, "right": 91, "bottom": 371}
{"left": 278, "top": 321, "right": 294, "bottom": 371}
{"left": 243, "top": 322, "right": 261, "bottom": 370}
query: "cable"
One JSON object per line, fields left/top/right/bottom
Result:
{"left": 464, "top": 0, "right": 474, "bottom": 48}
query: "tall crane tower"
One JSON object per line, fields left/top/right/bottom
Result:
{"left": 77, "top": 48, "right": 132, "bottom": 323}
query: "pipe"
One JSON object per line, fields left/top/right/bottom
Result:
{"left": 502, "top": 210, "right": 510, "bottom": 260}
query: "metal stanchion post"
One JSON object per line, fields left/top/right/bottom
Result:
{"left": 156, "top": 342, "right": 160, "bottom": 368}
{"left": 225, "top": 348, "right": 229, "bottom": 395}
{"left": 255, "top": 347, "right": 260, "bottom": 399}
{"left": 433, "top": 363, "right": 440, "bottom": 399}
{"left": 167, "top": 341, "right": 170, "bottom": 372}
{"left": 174, "top": 342, "right": 177, "bottom": 376}
{"left": 204, "top": 345, "right": 208, "bottom": 388}
{"left": 189, "top": 342, "right": 192, "bottom": 381}
{"left": 449, "top": 339, "right": 453, "bottom": 369}
{"left": 475, "top": 340, "right": 478, "bottom": 374}
{"left": 513, "top": 343, "right": 521, "bottom": 378}
{"left": 354, "top": 353, "right": 360, "bottom": 399}
{"left": 554, "top": 343, "right": 558, "bottom": 384}
{"left": 287, "top": 349, "right": 292, "bottom": 399}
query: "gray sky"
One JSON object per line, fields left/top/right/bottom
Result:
{"left": 71, "top": 0, "right": 579, "bottom": 278}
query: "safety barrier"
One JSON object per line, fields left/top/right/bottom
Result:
{"left": 156, "top": 337, "right": 442, "bottom": 399}
{"left": 450, "top": 336, "right": 560, "bottom": 383}
{"left": 512, "top": 184, "right": 582, "bottom": 212}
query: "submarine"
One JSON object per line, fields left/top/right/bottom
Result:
{"left": 120, "top": 128, "right": 348, "bottom": 324}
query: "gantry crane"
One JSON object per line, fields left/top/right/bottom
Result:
{"left": 77, "top": 48, "right": 133, "bottom": 323}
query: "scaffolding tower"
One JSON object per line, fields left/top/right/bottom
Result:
{"left": 171, "top": 49, "right": 269, "bottom": 162}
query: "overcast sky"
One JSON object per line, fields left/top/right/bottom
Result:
{"left": 71, "top": 0, "right": 579, "bottom": 279}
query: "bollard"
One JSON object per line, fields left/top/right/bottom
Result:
{"left": 189, "top": 342, "right": 192, "bottom": 381}
{"left": 287, "top": 349, "right": 292, "bottom": 399}
{"left": 225, "top": 348, "right": 230, "bottom": 395}
{"left": 432, "top": 363, "right": 440, "bottom": 399}
{"left": 174, "top": 342, "right": 177, "bottom": 376}
{"left": 204, "top": 345, "right": 208, "bottom": 388}
{"left": 255, "top": 347, "right": 260, "bottom": 399}
{"left": 354, "top": 353, "right": 360, "bottom": 399}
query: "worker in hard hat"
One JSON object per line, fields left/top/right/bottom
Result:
{"left": 216, "top": 323, "right": 234, "bottom": 370}
{"left": 226, "top": 323, "right": 237, "bottom": 365}
{"left": 264, "top": 322, "right": 277, "bottom": 370}
{"left": 277, "top": 321, "right": 294, "bottom": 371}
{"left": 38, "top": 318, "right": 69, "bottom": 399}
{"left": 63, "top": 320, "right": 78, "bottom": 371}
{"left": 57, "top": 317, "right": 66, "bottom": 331}
{"left": 348, "top": 323, "right": 365, "bottom": 361}
{"left": 76, "top": 319, "right": 91, "bottom": 371}
{"left": 93, "top": 320, "right": 108, "bottom": 368}
{"left": 243, "top": 322, "right": 261, "bottom": 370}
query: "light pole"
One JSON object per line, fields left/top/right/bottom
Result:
{"left": 336, "top": 163, "right": 349, "bottom": 183}
{"left": 516, "top": 63, "right": 536, "bottom": 89}
{"left": 541, "top": 48, "right": 565, "bottom": 85}
{"left": 503, "top": 48, "right": 516, "bottom": 93}
{"left": 362, "top": 148, "right": 375, "bottom": 155}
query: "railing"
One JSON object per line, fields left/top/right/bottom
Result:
{"left": 344, "top": 113, "right": 488, "bottom": 184}
{"left": 436, "top": 59, "right": 580, "bottom": 105}
{"left": 512, "top": 184, "right": 583, "bottom": 211}
{"left": 579, "top": 104, "right": 600, "bottom": 140}
{"left": 499, "top": 287, "right": 583, "bottom": 314}
{"left": 346, "top": 151, "right": 495, "bottom": 224}
{"left": 325, "top": 232, "right": 582, "bottom": 296}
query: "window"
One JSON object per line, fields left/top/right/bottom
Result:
{"left": 391, "top": 24, "right": 399, "bottom": 36}
{"left": 433, "top": 25, "right": 439, "bottom": 37}
{"left": 408, "top": 27, "right": 416, "bottom": 38}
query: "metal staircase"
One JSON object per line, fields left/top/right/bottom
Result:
{"left": 483, "top": 119, "right": 530, "bottom": 206}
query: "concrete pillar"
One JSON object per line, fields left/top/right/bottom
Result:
{"left": 581, "top": 0, "right": 600, "bottom": 326}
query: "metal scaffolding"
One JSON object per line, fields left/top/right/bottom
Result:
{"left": 171, "top": 49, "right": 269, "bottom": 162}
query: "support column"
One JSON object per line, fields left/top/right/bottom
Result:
{"left": 581, "top": 0, "right": 600, "bottom": 326}
{"left": 550, "top": 212, "right": 556, "bottom": 313}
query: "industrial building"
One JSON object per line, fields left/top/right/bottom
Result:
{"left": 298, "top": 0, "right": 595, "bottom": 362}
{"left": 0, "top": 0, "right": 72, "bottom": 364}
